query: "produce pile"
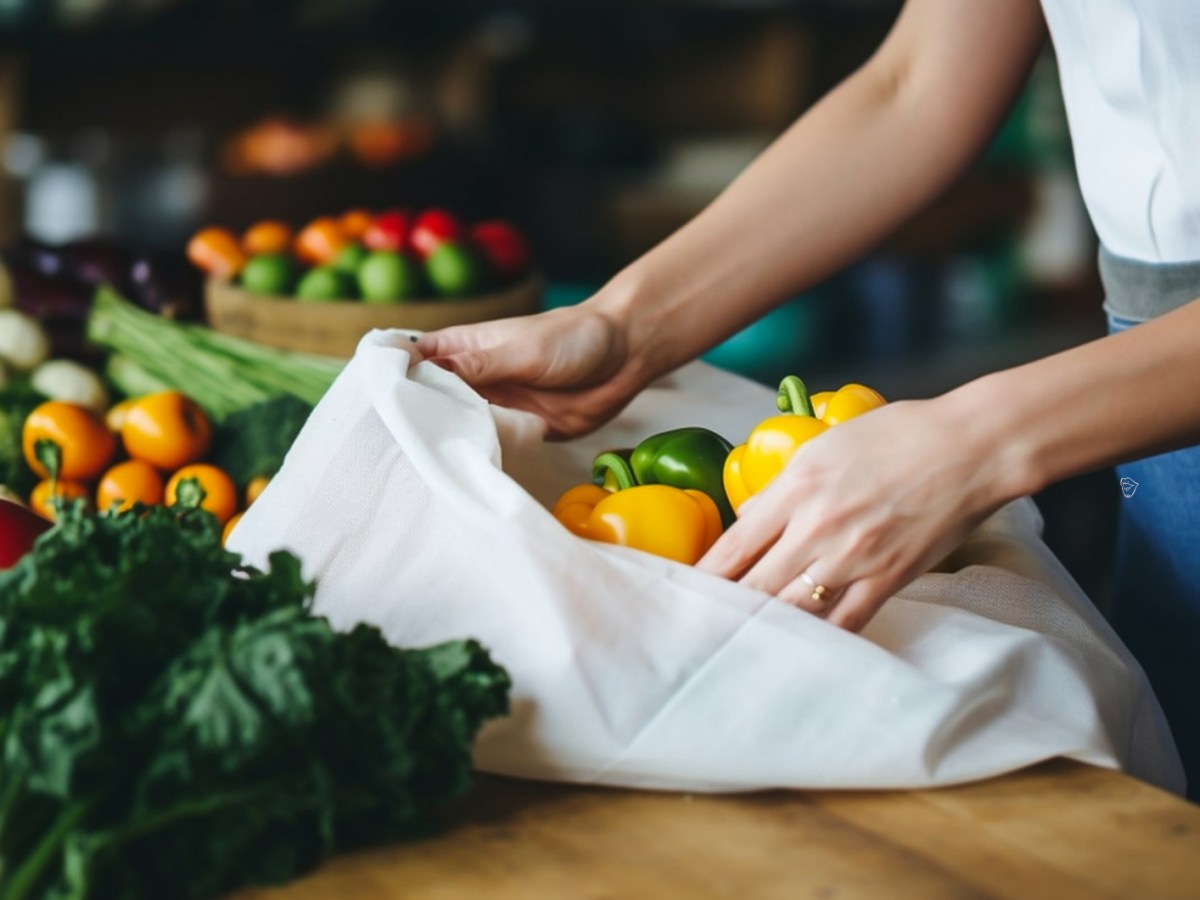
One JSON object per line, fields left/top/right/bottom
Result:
{"left": 16, "top": 386, "right": 309, "bottom": 543}
{"left": 553, "top": 376, "right": 886, "bottom": 564}
{"left": 0, "top": 229, "right": 513, "bottom": 898}
{"left": 0, "top": 500, "right": 510, "bottom": 899}
{"left": 189, "top": 208, "right": 532, "bottom": 303}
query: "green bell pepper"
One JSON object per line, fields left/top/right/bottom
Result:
{"left": 592, "top": 426, "right": 736, "bottom": 527}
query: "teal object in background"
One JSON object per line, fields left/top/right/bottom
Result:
{"left": 701, "top": 294, "right": 824, "bottom": 384}
{"left": 541, "top": 283, "right": 823, "bottom": 385}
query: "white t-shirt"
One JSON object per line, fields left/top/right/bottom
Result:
{"left": 1041, "top": 0, "right": 1200, "bottom": 263}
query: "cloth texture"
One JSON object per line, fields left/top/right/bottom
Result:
{"left": 1040, "top": 0, "right": 1200, "bottom": 262}
{"left": 229, "top": 331, "right": 1184, "bottom": 794}
{"left": 1099, "top": 246, "right": 1200, "bottom": 321}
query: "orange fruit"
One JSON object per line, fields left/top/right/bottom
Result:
{"left": 121, "top": 391, "right": 212, "bottom": 471}
{"left": 187, "top": 227, "right": 246, "bottom": 280}
{"left": 245, "top": 475, "right": 271, "bottom": 506}
{"left": 294, "top": 217, "right": 347, "bottom": 265}
{"left": 105, "top": 397, "right": 136, "bottom": 434}
{"left": 96, "top": 459, "right": 165, "bottom": 513}
{"left": 23, "top": 401, "right": 116, "bottom": 481}
{"left": 339, "top": 209, "right": 374, "bottom": 240}
{"left": 242, "top": 219, "right": 294, "bottom": 256}
{"left": 29, "top": 479, "right": 91, "bottom": 522}
{"left": 222, "top": 511, "right": 244, "bottom": 546}
{"left": 166, "top": 464, "right": 238, "bottom": 526}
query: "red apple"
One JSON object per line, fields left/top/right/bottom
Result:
{"left": 0, "top": 498, "right": 51, "bottom": 568}
{"left": 363, "top": 210, "right": 411, "bottom": 253}
{"left": 409, "top": 209, "right": 464, "bottom": 260}
{"left": 470, "top": 220, "right": 531, "bottom": 283}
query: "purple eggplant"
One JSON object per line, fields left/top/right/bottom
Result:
{"left": 129, "top": 251, "right": 203, "bottom": 320}
{"left": 10, "top": 262, "right": 94, "bottom": 323}
{"left": 2, "top": 235, "right": 67, "bottom": 278}
{"left": 61, "top": 237, "right": 134, "bottom": 293}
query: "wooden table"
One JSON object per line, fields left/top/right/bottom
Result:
{"left": 235, "top": 760, "right": 1200, "bottom": 899}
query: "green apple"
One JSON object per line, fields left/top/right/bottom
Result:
{"left": 425, "top": 242, "right": 483, "bottom": 297}
{"left": 295, "top": 266, "right": 354, "bottom": 302}
{"left": 240, "top": 253, "right": 296, "bottom": 296}
{"left": 333, "top": 242, "right": 369, "bottom": 276}
{"left": 358, "top": 250, "right": 423, "bottom": 303}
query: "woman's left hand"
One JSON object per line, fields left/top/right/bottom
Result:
{"left": 696, "top": 393, "right": 1026, "bottom": 631}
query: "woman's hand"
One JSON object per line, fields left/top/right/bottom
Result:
{"left": 415, "top": 304, "right": 644, "bottom": 439}
{"left": 697, "top": 393, "right": 1028, "bottom": 631}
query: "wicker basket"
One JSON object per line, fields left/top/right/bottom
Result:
{"left": 205, "top": 273, "right": 543, "bottom": 357}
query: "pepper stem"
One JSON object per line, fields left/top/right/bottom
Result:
{"left": 591, "top": 451, "right": 637, "bottom": 491}
{"left": 776, "top": 375, "right": 815, "bottom": 417}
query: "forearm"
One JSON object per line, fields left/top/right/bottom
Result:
{"left": 590, "top": 0, "right": 1045, "bottom": 385}
{"left": 948, "top": 298, "right": 1200, "bottom": 505}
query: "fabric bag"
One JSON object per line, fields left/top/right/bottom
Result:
{"left": 230, "top": 330, "right": 1185, "bottom": 794}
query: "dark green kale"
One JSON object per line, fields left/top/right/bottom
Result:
{"left": 0, "top": 383, "right": 47, "bottom": 498}
{"left": 207, "top": 394, "right": 314, "bottom": 490}
{"left": 0, "top": 502, "right": 510, "bottom": 900}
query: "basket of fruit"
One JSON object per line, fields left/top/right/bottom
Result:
{"left": 192, "top": 209, "right": 541, "bottom": 357}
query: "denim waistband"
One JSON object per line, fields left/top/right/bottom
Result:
{"left": 1099, "top": 247, "right": 1200, "bottom": 322}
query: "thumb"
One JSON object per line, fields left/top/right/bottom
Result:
{"left": 435, "top": 349, "right": 498, "bottom": 385}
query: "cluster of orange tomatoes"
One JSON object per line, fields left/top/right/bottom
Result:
{"left": 21, "top": 391, "right": 265, "bottom": 543}
{"left": 187, "top": 209, "right": 379, "bottom": 281}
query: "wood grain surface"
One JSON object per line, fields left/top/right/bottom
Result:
{"left": 233, "top": 760, "right": 1200, "bottom": 899}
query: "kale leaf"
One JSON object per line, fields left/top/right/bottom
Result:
{"left": 0, "top": 503, "right": 510, "bottom": 900}
{"left": 207, "top": 395, "right": 314, "bottom": 490}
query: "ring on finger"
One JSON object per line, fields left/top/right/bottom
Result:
{"left": 798, "top": 570, "right": 836, "bottom": 605}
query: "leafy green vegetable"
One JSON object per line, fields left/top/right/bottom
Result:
{"left": 88, "top": 287, "right": 345, "bottom": 420}
{"left": 207, "top": 395, "right": 313, "bottom": 489}
{"left": 0, "top": 381, "right": 47, "bottom": 497}
{"left": 0, "top": 502, "right": 510, "bottom": 899}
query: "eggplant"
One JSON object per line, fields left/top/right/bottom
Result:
{"left": 61, "top": 237, "right": 134, "bottom": 293}
{"left": 8, "top": 262, "right": 93, "bottom": 322}
{"left": 1, "top": 235, "right": 67, "bottom": 278}
{"left": 129, "top": 251, "right": 203, "bottom": 320}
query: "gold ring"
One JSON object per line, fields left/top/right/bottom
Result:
{"left": 799, "top": 571, "right": 832, "bottom": 604}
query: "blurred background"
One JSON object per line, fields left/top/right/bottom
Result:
{"left": 0, "top": 0, "right": 1117, "bottom": 609}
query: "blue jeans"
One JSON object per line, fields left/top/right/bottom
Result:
{"left": 1107, "top": 313, "right": 1200, "bottom": 799}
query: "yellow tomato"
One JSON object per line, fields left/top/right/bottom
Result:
{"left": 121, "top": 391, "right": 212, "bottom": 471}
{"left": 29, "top": 479, "right": 91, "bottom": 521}
{"left": 23, "top": 401, "right": 116, "bottom": 481}
{"left": 166, "top": 464, "right": 238, "bottom": 526}
{"left": 96, "top": 459, "right": 165, "bottom": 513}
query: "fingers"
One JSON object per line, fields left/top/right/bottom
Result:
{"left": 695, "top": 501, "right": 786, "bottom": 581}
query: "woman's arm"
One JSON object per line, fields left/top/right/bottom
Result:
{"left": 417, "top": 0, "right": 1047, "bottom": 438}
{"left": 601, "top": 0, "right": 1048, "bottom": 387}
{"left": 698, "top": 299, "right": 1200, "bottom": 632}
{"left": 967, "top": 298, "right": 1200, "bottom": 494}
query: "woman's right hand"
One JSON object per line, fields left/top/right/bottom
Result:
{"left": 414, "top": 304, "right": 642, "bottom": 439}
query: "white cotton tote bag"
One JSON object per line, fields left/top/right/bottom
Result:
{"left": 229, "top": 330, "right": 1185, "bottom": 795}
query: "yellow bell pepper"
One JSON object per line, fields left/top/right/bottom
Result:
{"left": 552, "top": 482, "right": 723, "bottom": 565}
{"left": 811, "top": 383, "right": 886, "bottom": 424}
{"left": 723, "top": 376, "right": 886, "bottom": 515}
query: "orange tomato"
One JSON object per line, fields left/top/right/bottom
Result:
{"left": 187, "top": 227, "right": 246, "bottom": 280}
{"left": 166, "top": 464, "right": 238, "bottom": 526}
{"left": 121, "top": 391, "right": 212, "bottom": 471}
{"left": 105, "top": 397, "right": 136, "bottom": 434}
{"left": 96, "top": 459, "right": 165, "bottom": 513}
{"left": 294, "top": 217, "right": 347, "bottom": 265}
{"left": 242, "top": 219, "right": 294, "bottom": 256}
{"left": 245, "top": 475, "right": 271, "bottom": 506}
{"left": 29, "top": 479, "right": 91, "bottom": 522}
{"left": 222, "top": 511, "right": 244, "bottom": 546}
{"left": 23, "top": 401, "right": 116, "bottom": 481}
{"left": 339, "top": 209, "right": 374, "bottom": 240}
